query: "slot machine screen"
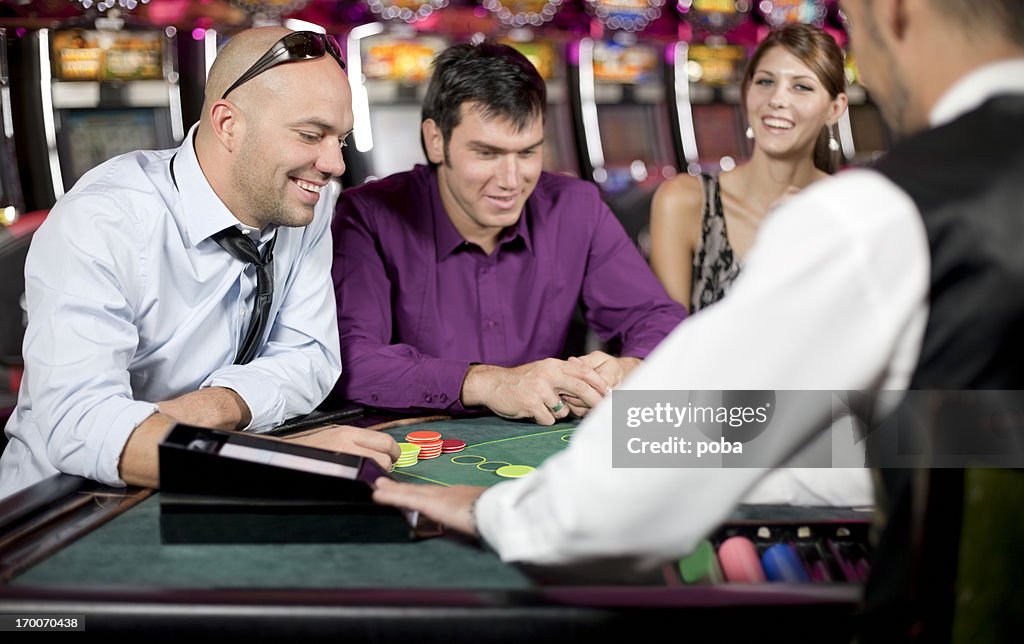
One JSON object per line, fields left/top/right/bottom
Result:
{"left": 597, "top": 104, "right": 669, "bottom": 168}
{"left": 366, "top": 105, "right": 426, "bottom": 180}
{"left": 62, "top": 109, "right": 159, "bottom": 187}
{"left": 849, "top": 103, "right": 888, "bottom": 161}
{"left": 692, "top": 103, "right": 746, "bottom": 165}
{"left": 51, "top": 29, "right": 163, "bottom": 82}
{"left": 362, "top": 37, "right": 446, "bottom": 83}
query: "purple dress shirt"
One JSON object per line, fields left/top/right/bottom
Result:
{"left": 332, "top": 164, "right": 686, "bottom": 412}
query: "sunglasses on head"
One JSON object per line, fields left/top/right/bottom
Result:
{"left": 221, "top": 31, "right": 346, "bottom": 100}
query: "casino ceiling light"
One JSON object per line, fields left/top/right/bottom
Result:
{"left": 73, "top": 0, "right": 151, "bottom": 11}
{"left": 757, "top": 0, "right": 828, "bottom": 27}
{"left": 480, "top": 0, "right": 564, "bottom": 28}
{"left": 229, "top": 0, "right": 311, "bottom": 20}
{"left": 368, "top": 0, "right": 451, "bottom": 24}
{"left": 585, "top": 0, "right": 666, "bottom": 33}
{"left": 677, "top": 0, "right": 753, "bottom": 36}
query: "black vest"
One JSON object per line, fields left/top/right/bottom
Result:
{"left": 865, "top": 95, "right": 1024, "bottom": 641}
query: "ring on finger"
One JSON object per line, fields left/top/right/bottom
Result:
{"left": 549, "top": 399, "right": 566, "bottom": 414}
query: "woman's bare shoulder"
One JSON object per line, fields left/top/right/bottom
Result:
{"left": 651, "top": 173, "right": 705, "bottom": 224}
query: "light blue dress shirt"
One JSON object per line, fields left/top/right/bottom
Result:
{"left": 0, "top": 126, "right": 341, "bottom": 498}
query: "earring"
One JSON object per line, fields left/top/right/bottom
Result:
{"left": 745, "top": 126, "right": 755, "bottom": 140}
{"left": 827, "top": 124, "right": 840, "bottom": 152}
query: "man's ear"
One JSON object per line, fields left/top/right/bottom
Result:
{"left": 422, "top": 119, "right": 445, "bottom": 165}
{"left": 209, "top": 99, "right": 244, "bottom": 152}
{"left": 878, "top": 0, "right": 910, "bottom": 43}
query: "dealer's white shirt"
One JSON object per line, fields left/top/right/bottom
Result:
{"left": 475, "top": 59, "right": 1024, "bottom": 565}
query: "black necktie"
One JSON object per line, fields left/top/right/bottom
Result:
{"left": 212, "top": 227, "right": 277, "bottom": 365}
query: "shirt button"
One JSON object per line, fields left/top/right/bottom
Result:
{"left": 371, "top": 394, "right": 378, "bottom": 402}
{"left": 486, "top": 320, "right": 497, "bottom": 329}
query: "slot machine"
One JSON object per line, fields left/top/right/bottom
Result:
{"left": 1, "top": 27, "right": 30, "bottom": 429}
{"left": 570, "top": 2, "right": 677, "bottom": 255}
{"left": 176, "top": 26, "right": 230, "bottom": 133}
{"left": 489, "top": 0, "right": 579, "bottom": 176}
{"left": 18, "top": 11, "right": 184, "bottom": 207}
{"left": 673, "top": 0, "right": 755, "bottom": 174}
{"left": 0, "top": 27, "right": 23, "bottom": 226}
{"left": 344, "top": 1, "right": 450, "bottom": 185}
{"left": 502, "top": 35, "right": 579, "bottom": 177}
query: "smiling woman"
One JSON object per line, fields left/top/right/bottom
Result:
{"left": 649, "top": 23, "right": 848, "bottom": 314}
{"left": 643, "top": 23, "right": 867, "bottom": 519}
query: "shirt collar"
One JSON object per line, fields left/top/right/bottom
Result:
{"left": 173, "top": 123, "right": 272, "bottom": 246}
{"left": 424, "top": 164, "right": 534, "bottom": 261}
{"left": 929, "top": 58, "right": 1024, "bottom": 128}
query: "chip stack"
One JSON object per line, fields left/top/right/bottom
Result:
{"left": 441, "top": 439, "right": 466, "bottom": 454}
{"left": 405, "top": 431, "right": 444, "bottom": 460}
{"left": 394, "top": 442, "right": 421, "bottom": 468}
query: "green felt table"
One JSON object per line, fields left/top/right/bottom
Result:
{"left": 0, "top": 415, "right": 867, "bottom": 639}
{"left": 7, "top": 418, "right": 579, "bottom": 591}
{"left": 9, "top": 492, "right": 535, "bottom": 590}
{"left": 384, "top": 416, "right": 577, "bottom": 487}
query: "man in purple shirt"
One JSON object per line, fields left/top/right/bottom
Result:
{"left": 332, "top": 42, "right": 685, "bottom": 425}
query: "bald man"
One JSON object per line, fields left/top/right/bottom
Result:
{"left": 0, "top": 28, "right": 399, "bottom": 499}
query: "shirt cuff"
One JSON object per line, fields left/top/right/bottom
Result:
{"left": 417, "top": 357, "right": 473, "bottom": 412}
{"left": 474, "top": 484, "right": 510, "bottom": 555}
{"left": 443, "top": 361, "right": 475, "bottom": 413}
{"left": 360, "top": 357, "right": 471, "bottom": 412}
{"left": 202, "top": 370, "right": 285, "bottom": 431}
{"left": 95, "top": 401, "right": 160, "bottom": 487}
{"left": 473, "top": 477, "right": 558, "bottom": 564}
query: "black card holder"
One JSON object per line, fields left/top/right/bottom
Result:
{"left": 158, "top": 424, "right": 436, "bottom": 543}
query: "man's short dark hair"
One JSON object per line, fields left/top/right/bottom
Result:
{"left": 421, "top": 41, "right": 546, "bottom": 165}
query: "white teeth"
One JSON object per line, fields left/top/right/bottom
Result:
{"left": 763, "top": 118, "right": 793, "bottom": 130}
{"left": 295, "top": 179, "right": 322, "bottom": 193}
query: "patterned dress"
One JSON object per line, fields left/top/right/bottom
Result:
{"left": 690, "top": 174, "right": 742, "bottom": 313}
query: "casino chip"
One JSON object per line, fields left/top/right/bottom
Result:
{"left": 441, "top": 439, "right": 466, "bottom": 454}
{"left": 394, "top": 442, "right": 421, "bottom": 468}
{"left": 406, "top": 431, "right": 444, "bottom": 460}
{"left": 495, "top": 465, "right": 535, "bottom": 479}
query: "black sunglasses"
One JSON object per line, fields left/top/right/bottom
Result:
{"left": 221, "top": 31, "right": 346, "bottom": 100}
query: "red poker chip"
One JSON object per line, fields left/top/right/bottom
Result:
{"left": 441, "top": 439, "right": 466, "bottom": 451}
{"left": 406, "top": 431, "right": 442, "bottom": 442}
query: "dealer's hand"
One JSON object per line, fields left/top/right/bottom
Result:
{"left": 373, "top": 478, "right": 485, "bottom": 537}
